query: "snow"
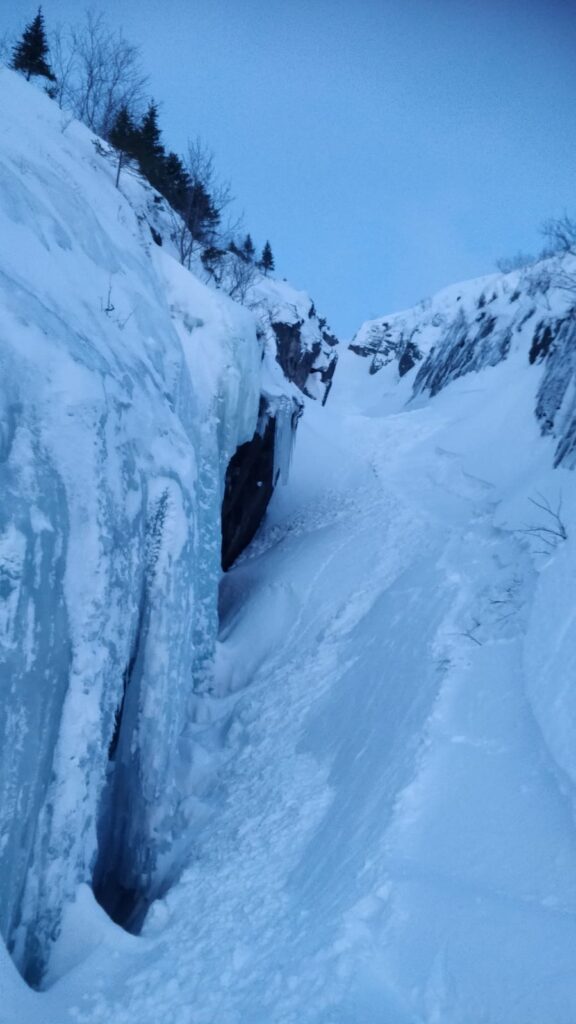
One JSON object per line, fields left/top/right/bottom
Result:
{"left": 4, "top": 304, "right": 576, "bottom": 1022}
{"left": 3, "top": 68, "right": 576, "bottom": 1024}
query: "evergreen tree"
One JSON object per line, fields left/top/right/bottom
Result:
{"left": 242, "top": 233, "right": 255, "bottom": 262}
{"left": 162, "top": 152, "right": 191, "bottom": 213}
{"left": 133, "top": 101, "right": 165, "bottom": 191}
{"left": 109, "top": 105, "right": 138, "bottom": 188}
{"left": 260, "top": 240, "right": 275, "bottom": 275}
{"left": 11, "top": 7, "right": 55, "bottom": 83}
{"left": 185, "top": 180, "right": 220, "bottom": 245}
{"left": 228, "top": 240, "right": 242, "bottom": 259}
{"left": 201, "top": 245, "right": 227, "bottom": 282}
{"left": 109, "top": 105, "right": 137, "bottom": 154}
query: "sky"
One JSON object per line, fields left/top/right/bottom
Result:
{"left": 4, "top": 0, "right": 576, "bottom": 338}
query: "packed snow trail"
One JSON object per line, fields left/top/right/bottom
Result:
{"left": 6, "top": 348, "right": 576, "bottom": 1023}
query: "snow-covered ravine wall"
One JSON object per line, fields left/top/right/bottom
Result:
{"left": 347, "top": 264, "right": 576, "bottom": 949}
{"left": 0, "top": 70, "right": 332, "bottom": 985}
{"left": 351, "top": 260, "right": 576, "bottom": 467}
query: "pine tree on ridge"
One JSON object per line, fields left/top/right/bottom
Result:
{"left": 243, "top": 234, "right": 255, "bottom": 262}
{"left": 109, "top": 104, "right": 138, "bottom": 188}
{"left": 133, "top": 101, "right": 166, "bottom": 192}
{"left": 260, "top": 240, "right": 275, "bottom": 275}
{"left": 11, "top": 7, "right": 55, "bottom": 83}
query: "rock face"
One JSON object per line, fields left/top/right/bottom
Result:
{"left": 248, "top": 278, "right": 339, "bottom": 407}
{"left": 222, "top": 410, "right": 276, "bottom": 572}
{"left": 271, "top": 314, "right": 338, "bottom": 404}
{"left": 349, "top": 320, "right": 421, "bottom": 377}
{"left": 221, "top": 397, "right": 302, "bottom": 570}
{"left": 533, "top": 313, "right": 576, "bottom": 467}
{"left": 219, "top": 280, "right": 339, "bottom": 572}
{"left": 413, "top": 305, "right": 511, "bottom": 396}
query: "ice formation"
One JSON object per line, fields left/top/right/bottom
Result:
{"left": 0, "top": 69, "right": 318, "bottom": 984}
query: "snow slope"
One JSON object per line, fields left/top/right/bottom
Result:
{"left": 4, "top": 250, "right": 576, "bottom": 1022}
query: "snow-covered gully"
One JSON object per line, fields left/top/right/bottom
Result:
{"left": 7, "top": 344, "right": 576, "bottom": 1024}
{"left": 3, "top": 66, "right": 576, "bottom": 1024}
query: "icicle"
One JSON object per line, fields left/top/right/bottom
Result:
{"left": 270, "top": 394, "right": 301, "bottom": 485}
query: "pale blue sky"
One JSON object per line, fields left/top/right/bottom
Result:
{"left": 5, "top": 1, "right": 576, "bottom": 336}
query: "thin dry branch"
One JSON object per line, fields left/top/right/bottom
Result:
{"left": 516, "top": 491, "right": 568, "bottom": 553}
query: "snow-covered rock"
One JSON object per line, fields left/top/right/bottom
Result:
{"left": 248, "top": 277, "right": 339, "bottom": 405}
{"left": 217, "top": 279, "right": 338, "bottom": 568}
{"left": 351, "top": 258, "right": 576, "bottom": 467}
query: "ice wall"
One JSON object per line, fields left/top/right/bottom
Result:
{"left": 0, "top": 70, "right": 268, "bottom": 983}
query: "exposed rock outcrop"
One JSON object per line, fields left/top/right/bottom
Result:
{"left": 219, "top": 281, "right": 338, "bottom": 571}
{"left": 248, "top": 278, "right": 339, "bottom": 407}
{"left": 349, "top": 320, "right": 422, "bottom": 377}
{"left": 271, "top": 313, "right": 338, "bottom": 404}
{"left": 221, "top": 396, "right": 302, "bottom": 570}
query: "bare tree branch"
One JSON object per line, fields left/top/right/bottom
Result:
{"left": 541, "top": 213, "right": 576, "bottom": 257}
{"left": 48, "top": 25, "right": 77, "bottom": 110}
{"left": 516, "top": 491, "right": 568, "bottom": 552}
{"left": 170, "top": 138, "right": 234, "bottom": 269}
{"left": 496, "top": 252, "right": 535, "bottom": 274}
{"left": 51, "top": 11, "right": 148, "bottom": 138}
{"left": 0, "top": 30, "right": 14, "bottom": 66}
